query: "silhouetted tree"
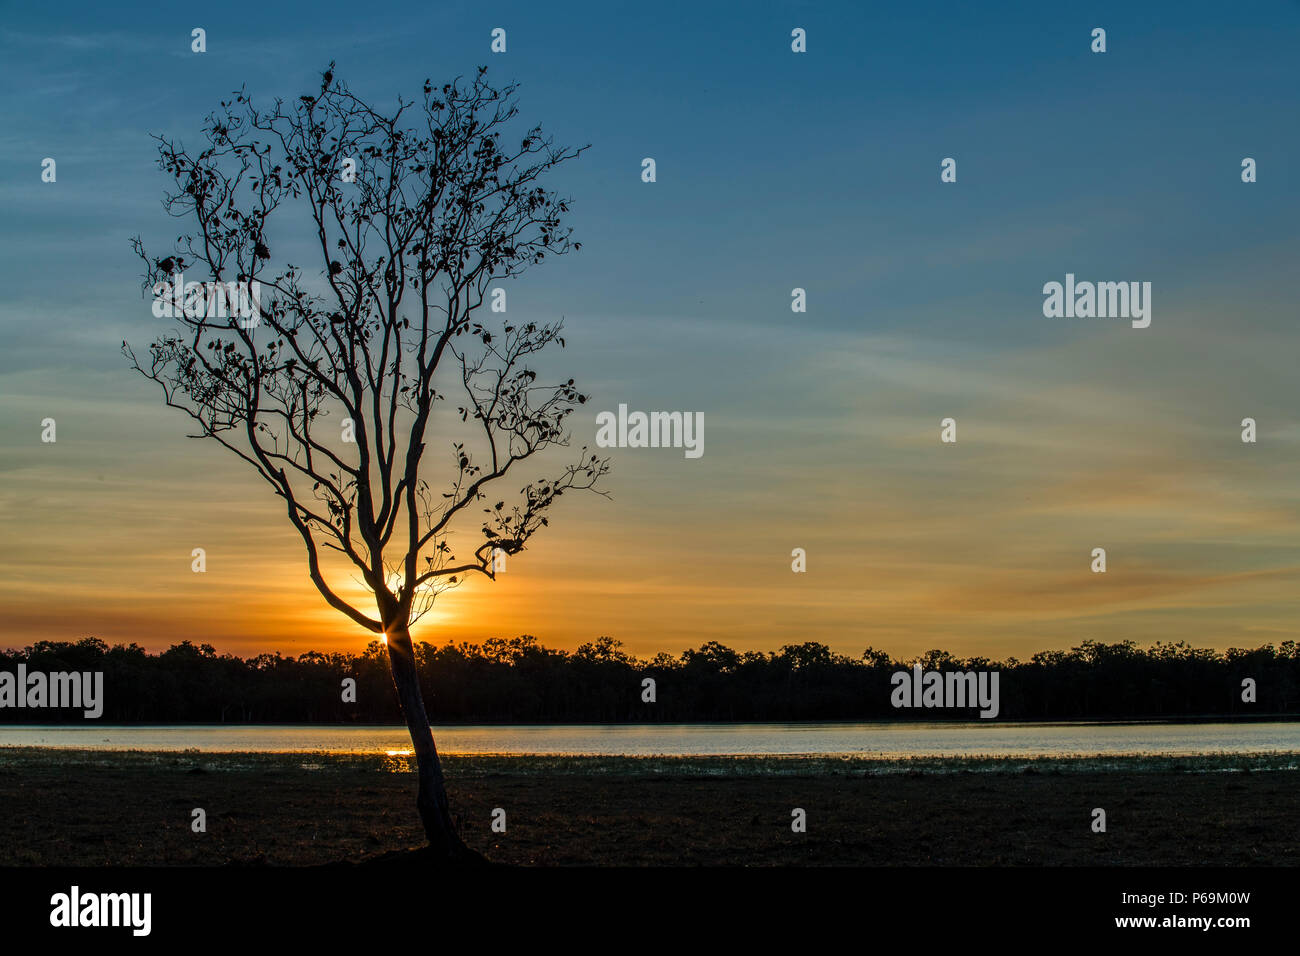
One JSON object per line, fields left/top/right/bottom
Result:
{"left": 125, "top": 64, "right": 608, "bottom": 861}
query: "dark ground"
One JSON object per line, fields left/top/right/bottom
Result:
{"left": 1, "top": 750, "right": 1295, "bottom": 866}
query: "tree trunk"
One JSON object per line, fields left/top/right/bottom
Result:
{"left": 384, "top": 624, "right": 477, "bottom": 862}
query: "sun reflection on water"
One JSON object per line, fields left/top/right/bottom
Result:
{"left": 380, "top": 749, "right": 415, "bottom": 772}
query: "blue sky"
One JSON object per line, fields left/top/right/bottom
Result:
{"left": 2, "top": 1, "right": 1299, "bottom": 657}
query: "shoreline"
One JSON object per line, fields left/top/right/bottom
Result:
{"left": 2, "top": 749, "right": 1297, "bottom": 866}
{"left": 2, "top": 748, "right": 1299, "bottom": 773}
{"left": 3, "top": 713, "right": 1299, "bottom": 727}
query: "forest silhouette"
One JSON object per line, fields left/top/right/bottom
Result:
{"left": 2, "top": 635, "right": 1296, "bottom": 723}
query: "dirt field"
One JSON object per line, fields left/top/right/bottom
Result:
{"left": 1, "top": 750, "right": 1295, "bottom": 866}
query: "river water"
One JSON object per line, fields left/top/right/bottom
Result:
{"left": 1, "top": 720, "right": 1297, "bottom": 757}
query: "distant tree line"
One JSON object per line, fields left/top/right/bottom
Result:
{"left": 1, "top": 635, "right": 1297, "bottom": 724}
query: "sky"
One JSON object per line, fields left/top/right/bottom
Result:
{"left": 1, "top": 0, "right": 1298, "bottom": 661}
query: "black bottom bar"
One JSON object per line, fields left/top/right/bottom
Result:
{"left": 0, "top": 865, "right": 1279, "bottom": 943}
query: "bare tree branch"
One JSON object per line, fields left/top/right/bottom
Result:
{"left": 126, "top": 63, "right": 609, "bottom": 633}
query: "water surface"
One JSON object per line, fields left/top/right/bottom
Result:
{"left": 1, "top": 720, "right": 1296, "bottom": 757}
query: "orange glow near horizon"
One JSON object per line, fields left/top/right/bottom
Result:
{"left": 3, "top": 320, "right": 1300, "bottom": 663}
